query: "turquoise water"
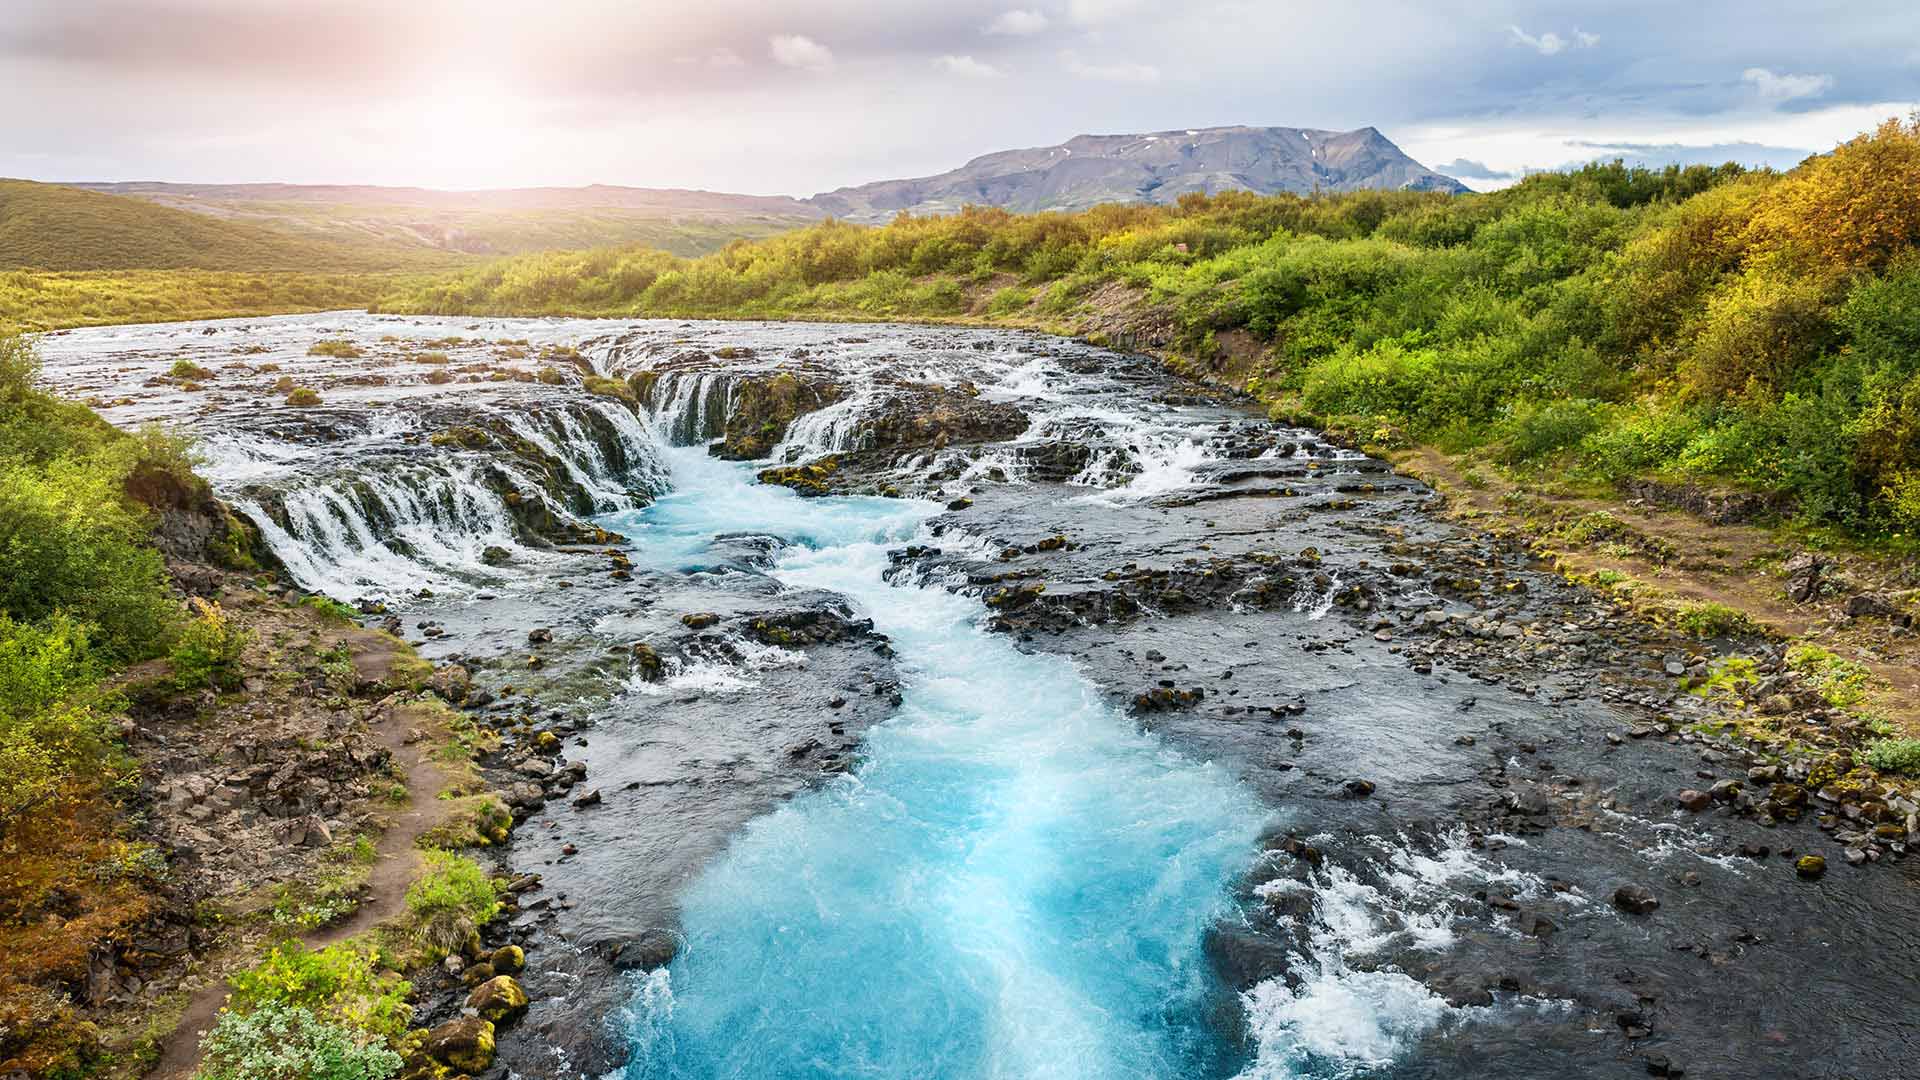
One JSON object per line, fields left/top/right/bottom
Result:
{"left": 604, "top": 447, "right": 1271, "bottom": 1079}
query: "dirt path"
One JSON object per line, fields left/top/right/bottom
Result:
{"left": 148, "top": 692, "right": 458, "bottom": 1080}
{"left": 1398, "top": 445, "right": 1920, "bottom": 732}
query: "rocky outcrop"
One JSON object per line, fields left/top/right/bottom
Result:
{"left": 715, "top": 372, "right": 846, "bottom": 459}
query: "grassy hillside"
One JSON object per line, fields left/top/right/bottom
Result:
{"left": 376, "top": 117, "right": 1920, "bottom": 540}
{"left": 75, "top": 182, "right": 821, "bottom": 258}
{"left": 172, "top": 201, "right": 811, "bottom": 258}
{"left": 0, "top": 269, "right": 419, "bottom": 331}
{"left": 0, "top": 180, "right": 453, "bottom": 272}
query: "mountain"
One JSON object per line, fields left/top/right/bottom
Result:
{"left": 28, "top": 125, "right": 1463, "bottom": 270}
{"left": 807, "top": 126, "right": 1467, "bottom": 222}
{"left": 0, "top": 179, "right": 450, "bottom": 272}
{"left": 66, "top": 182, "right": 824, "bottom": 258}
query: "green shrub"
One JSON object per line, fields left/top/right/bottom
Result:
{"left": 0, "top": 613, "right": 124, "bottom": 832}
{"left": 1784, "top": 643, "right": 1873, "bottom": 708}
{"left": 299, "top": 595, "right": 360, "bottom": 625}
{"left": 985, "top": 285, "right": 1033, "bottom": 316}
{"left": 1865, "top": 738, "right": 1920, "bottom": 777}
{"left": 195, "top": 1003, "right": 402, "bottom": 1080}
{"left": 0, "top": 455, "right": 177, "bottom": 660}
{"left": 170, "top": 597, "right": 251, "bottom": 690}
{"left": 285, "top": 387, "right": 322, "bottom": 407}
{"left": 1673, "top": 600, "right": 1763, "bottom": 638}
{"left": 226, "top": 942, "right": 412, "bottom": 1040}
{"left": 170, "top": 358, "right": 214, "bottom": 380}
{"left": 403, "top": 851, "right": 500, "bottom": 958}
{"left": 307, "top": 340, "right": 361, "bottom": 358}
{"left": 1500, "top": 398, "right": 1607, "bottom": 463}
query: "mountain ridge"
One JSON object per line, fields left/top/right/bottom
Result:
{"left": 808, "top": 125, "right": 1467, "bottom": 221}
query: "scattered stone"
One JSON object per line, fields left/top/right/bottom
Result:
{"left": 631, "top": 642, "right": 665, "bottom": 682}
{"left": 946, "top": 497, "right": 974, "bottom": 511}
{"left": 528, "top": 627, "right": 553, "bottom": 644}
{"left": 1795, "top": 854, "right": 1827, "bottom": 879}
{"left": 682, "top": 612, "right": 720, "bottom": 630}
{"left": 1675, "top": 789, "right": 1712, "bottom": 813}
{"left": 1612, "top": 884, "right": 1660, "bottom": 915}
{"left": 1342, "top": 778, "right": 1376, "bottom": 798}
{"left": 572, "top": 788, "right": 602, "bottom": 809}
{"left": 481, "top": 545, "right": 512, "bottom": 567}
{"left": 1783, "top": 552, "right": 1823, "bottom": 603}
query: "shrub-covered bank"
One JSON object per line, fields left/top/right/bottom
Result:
{"left": 0, "top": 328, "right": 525, "bottom": 1080}
{"left": 378, "top": 116, "right": 1920, "bottom": 543}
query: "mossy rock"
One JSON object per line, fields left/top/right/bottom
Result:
{"left": 490, "top": 944, "right": 525, "bottom": 974}
{"left": 465, "top": 975, "right": 531, "bottom": 1025}
{"left": 424, "top": 1017, "right": 496, "bottom": 1074}
{"left": 630, "top": 643, "right": 665, "bottom": 682}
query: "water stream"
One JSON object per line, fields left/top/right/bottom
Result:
{"left": 607, "top": 445, "right": 1271, "bottom": 1078}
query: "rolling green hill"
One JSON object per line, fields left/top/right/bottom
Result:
{"left": 70, "top": 182, "right": 822, "bottom": 259}
{"left": 0, "top": 179, "right": 454, "bottom": 272}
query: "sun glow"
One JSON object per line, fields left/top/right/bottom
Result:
{"left": 370, "top": 76, "right": 538, "bottom": 188}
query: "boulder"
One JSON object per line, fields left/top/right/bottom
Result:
{"left": 1795, "top": 854, "right": 1827, "bottom": 879}
{"left": 490, "top": 944, "right": 525, "bottom": 974}
{"left": 424, "top": 1017, "right": 495, "bottom": 1074}
{"left": 465, "top": 975, "right": 530, "bottom": 1025}
{"left": 429, "top": 665, "right": 472, "bottom": 705}
{"left": 1675, "top": 789, "right": 1712, "bottom": 813}
{"left": 481, "top": 545, "right": 512, "bottom": 567}
{"left": 1783, "top": 552, "right": 1823, "bottom": 602}
{"left": 1843, "top": 593, "right": 1897, "bottom": 620}
{"left": 1612, "top": 884, "right": 1660, "bottom": 915}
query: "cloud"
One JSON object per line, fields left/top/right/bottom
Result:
{"left": 1507, "top": 25, "right": 1599, "bottom": 57}
{"left": 1067, "top": 0, "right": 1144, "bottom": 26}
{"left": 677, "top": 47, "right": 745, "bottom": 69}
{"left": 985, "top": 9, "right": 1049, "bottom": 36}
{"left": 1061, "top": 50, "right": 1160, "bottom": 84}
{"left": 935, "top": 54, "right": 1004, "bottom": 79}
{"left": 1432, "top": 157, "right": 1514, "bottom": 180}
{"left": 1742, "top": 67, "right": 1833, "bottom": 103}
{"left": 769, "top": 34, "right": 834, "bottom": 73}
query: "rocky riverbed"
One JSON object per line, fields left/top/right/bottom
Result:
{"left": 37, "top": 312, "right": 1920, "bottom": 1080}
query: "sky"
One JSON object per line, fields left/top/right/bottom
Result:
{"left": 2, "top": 0, "right": 1916, "bottom": 194}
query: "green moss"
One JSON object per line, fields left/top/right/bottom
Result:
{"left": 307, "top": 339, "right": 362, "bottom": 359}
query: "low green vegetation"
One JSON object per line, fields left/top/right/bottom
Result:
{"left": 0, "top": 269, "right": 407, "bottom": 331}
{"left": 307, "top": 339, "right": 362, "bottom": 359}
{"left": 1673, "top": 600, "right": 1764, "bottom": 639}
{"left": 0, "top": 327, "right": 208, "bottom": 1075}
{"left": 170, "top": 598, "right": 253, "bottom": 691}
{"left": 196, "top": 1003, "right": 403, "bottom": 1080}
{"left": 226, "top": 942, "right": 412, "bottom": 1041}
{"left": 380, "top": 116, "right": 1920, "bottom": 540}
{"left": 1865, "top": 738, "right": 1920, "bottom": 777}
{"left": 400, "top": 851, "right": 501, "bottom": 960}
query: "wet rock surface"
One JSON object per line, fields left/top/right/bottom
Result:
{"left": 37, "top": 314, "right": 1920, "bottom": 1080}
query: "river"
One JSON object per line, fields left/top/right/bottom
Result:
{"left": 36, "top": 312, "right": 1920, "bottom": 1079}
